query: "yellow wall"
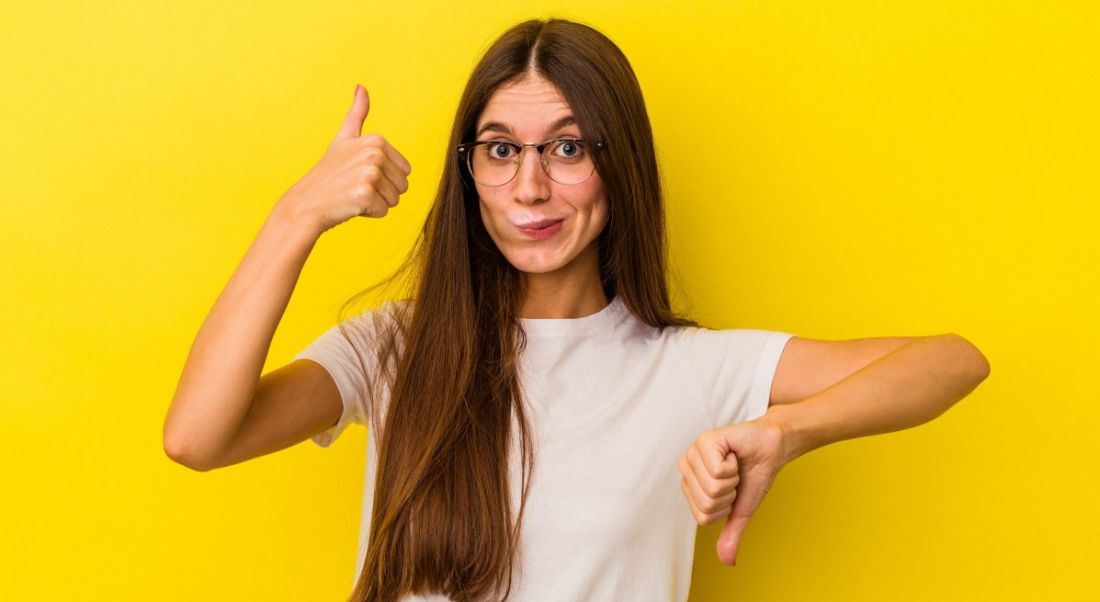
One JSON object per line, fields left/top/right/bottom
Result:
{"left": 2, "top": 1, "right": 1096, "bottom": 600}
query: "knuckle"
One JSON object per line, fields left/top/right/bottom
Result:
{"left": 702, "top": 480, "right": 722, "bottom": 498}
{"left": 701, "top": 499, "right": 723, "bottom": 514}
{"left": 364, "top": 146, "right": 384, "bottom": 163}
{"left": 702, "top": 511, "right": 725, "bottom": 525}
{"left": 362, "top": 133, "right": 384, "bottom": 145}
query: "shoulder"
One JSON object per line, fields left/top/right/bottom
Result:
{"left": 345, "top": 297, "right": 412, "bottom": 324}
{"left": 336, "top": 298, "right": 413, "bottom": 347}
{"left": 666, "top": 323, "right": 795, "bottom": 358}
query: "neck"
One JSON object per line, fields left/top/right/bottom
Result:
{"left": 518, "top": 244, "right": 608, "bottom": 319}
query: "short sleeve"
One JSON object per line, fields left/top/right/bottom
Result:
{"left": 683, "top": 327, "right": 796, "bottom": 427}
{"left": 291, "top": 301, "right": 403, "bottom": 448}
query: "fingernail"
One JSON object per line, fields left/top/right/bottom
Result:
{"left": 354, "top": 84, "right": 359, "bottom": 99}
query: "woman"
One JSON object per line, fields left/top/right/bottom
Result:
{"left": 163, "top": 18, "right": 991, "bottom": 602}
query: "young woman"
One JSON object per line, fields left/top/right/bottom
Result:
{"left": 163, "top": 18, "right": 990, "bottom": 602}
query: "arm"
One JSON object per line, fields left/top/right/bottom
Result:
{"left": 678, "top": 332, "right": 990, "bottom": 566}
{"left": 163, "top": 85, "right": 410, "bottom": 471}
{"left": 763, "top": 333, "right": 991, "bottom": 465}
{"left": 162, "top": 203, "right": 322, "bottom": 470}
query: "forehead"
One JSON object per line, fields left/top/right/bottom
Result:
{"left": 476, "top": 75, "right": 577, "bottom": 137}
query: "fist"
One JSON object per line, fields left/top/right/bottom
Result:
{"left": 677, "top": 419, "right": 787, "bottom": 566}
{"left": 278, "top": 84, "right": 413, "bottom": 234}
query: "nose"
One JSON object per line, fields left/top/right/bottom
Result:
{"left": 511, "top": 145, "right": 551, "bottom": 206}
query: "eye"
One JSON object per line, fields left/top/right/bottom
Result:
{"left": 486, "top": 141, "right": 517, "bottom": 160}
{"left": 552, "top": 139, "right": 585, "bottom": 160}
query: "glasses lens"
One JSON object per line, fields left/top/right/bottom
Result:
{"left": 545, "top": 139, "right": 596, "bottom": 185}
{"left": 469, "top": 141, "right": 518, "bottom": 187}
{"left": 467, "top": 139, "right": 597, "bottom": 186}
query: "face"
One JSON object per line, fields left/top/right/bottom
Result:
{"left": 472, "top": 74, "right": 609, "bottom": 276}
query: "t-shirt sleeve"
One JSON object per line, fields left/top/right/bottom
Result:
{"left": 290, "top": 302, "right": 400, "bottom": 448}
{"left": 685, "top": 327, "right": 796, "bottom": 427}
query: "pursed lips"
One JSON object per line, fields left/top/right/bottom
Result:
{"left": 515, "top": 218, "right": 564, "bottom": 229}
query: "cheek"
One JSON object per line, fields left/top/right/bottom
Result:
{"left": 583, "top": 174, "right": 608, "bottom": 216}
{"left": 475, "top": 188, "right": 495, "bottom": 226}
{"left": 593, "top": 197, "right": 609, "bottom": 227}
{"left": 477, "top": 195, "right": 510, "bottom": 244}
{"left": 581, "top": 189, "right": 610, "bottom": 235}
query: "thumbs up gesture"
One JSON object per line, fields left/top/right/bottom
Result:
{"left": 278, "top": 84, "right": 413, "bottom": 235}
{"left": 677, "top": 417, "right": 788, "bottom": 566}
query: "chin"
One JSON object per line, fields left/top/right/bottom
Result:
{"left": 501, "top": 248, "right": 569, "bottom": 274}
{"left": 505, "top": 257, "right": 565, "bottom": 275}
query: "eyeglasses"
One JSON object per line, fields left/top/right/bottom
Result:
{"left": 456, "top": 137, "right": 605, "bottom": 187}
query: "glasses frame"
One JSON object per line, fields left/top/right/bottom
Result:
{"left": 456, "top": 137, "right": 606, "bottom": 187}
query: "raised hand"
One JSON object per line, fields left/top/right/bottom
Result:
{"left": 277, "top": 84, "right": 413, "bottom": 235}
{"left": 677, "top": 417, "right": 788, "bottom": 566}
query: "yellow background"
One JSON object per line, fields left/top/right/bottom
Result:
{"left": 2, "top": 1, "right": 1096, "bottom": 600}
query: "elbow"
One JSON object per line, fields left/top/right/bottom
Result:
{"left": 163, "top": 432, "right": 214, "bottom": 473}
{"left": 944, "top": 332, "right": 991, "bottom": 382}
{"left": 975, "top": 351, "right": 991, "bottom": 381}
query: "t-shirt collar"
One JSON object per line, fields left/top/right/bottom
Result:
{"left": 517, "top": 295, "right": 629, "bottom": 339}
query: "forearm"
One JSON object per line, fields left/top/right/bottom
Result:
{"left": 163, "top": 201, "right": 321, "bottom": 468}
{"left": 764, "top": 334, "right": 991, "bottom": 465}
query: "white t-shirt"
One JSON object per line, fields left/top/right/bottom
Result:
{"left": 292, "top": 295, "right": 794, "bottom": 601}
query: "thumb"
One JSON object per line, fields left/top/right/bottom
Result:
{"left": 716, "top": 459, "right": 770, "bottom": 566}
{"left": 336, "top": 84, "right": 370, "bottom": 140}
{"left": 717, "top": 505, "right": 749, "bottom": 566}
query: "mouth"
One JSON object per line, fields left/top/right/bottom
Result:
{"left": 516, "top": 218, "right": 564, "bottom": 229}
{"left": 516, "top": 218, "right": 565, "bottom": 239}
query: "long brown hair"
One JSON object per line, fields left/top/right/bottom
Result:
{"left": 334, "top": 17, "right": 697, "bottom": 601}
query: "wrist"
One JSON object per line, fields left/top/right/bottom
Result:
{"left": 270, "top": 196, "right": 325, "bottom": 243}
{"left": 762, "top": 403, "right": 816, "bottom": 465}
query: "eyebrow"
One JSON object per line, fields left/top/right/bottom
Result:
{"left": 476, "top": 115, "right": 577, "bottom": 139}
